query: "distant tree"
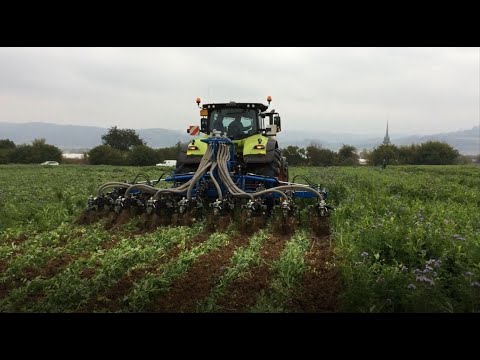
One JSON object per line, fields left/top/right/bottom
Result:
{"left": 337, "top": 144, "right": 359, "bottom": 166}
{"left": 8, "top": 144, "right": 33, "bottom": 164}
{"left": 398, "top": 144, "right": 418, "bottom": 165}
{"left": 283, "top": 146, "right": 307, "bottom": 166}
{"left": 7, "top": 139, "right": 62, "bottom": 164}
{"left": 101, "top": 126, "right": 145, "bottom": 151}
{"left": 306, "top": 144, "right": 336, "bottom": 166}
{"left": 0, "top": 139, "right": 16, "bottom": 150}
{"left": 0, "top": 139, "right": 16, "bottom": 164}
{"left": 368, "top": 144, "right": 400, "bottom": 166}
{"left": 415, "top": 141, "right": 459, "bottom": 165}
{"left": 156, "top": 141, "right": 186, "bottom": 163}
{"left": 88, "top": 145, "right": 126, "bottom": 165}
{"left": 30, "top": 138, "right": 63, "bottom": 163}
{"left": 127, "top": 145, "right": 160, "bottom": 166}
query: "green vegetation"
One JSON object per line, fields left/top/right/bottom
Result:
{"left": 294, "top": 165, "right": 480, "bottom": 312}
{"left": 1, "top": 164, "right": 479, "bottom": 312}
{"left": 367, "top": 141, "right": 461, "bottom": 166}
{"left": 0, "top": 138, "right": 62, "bottom": 164}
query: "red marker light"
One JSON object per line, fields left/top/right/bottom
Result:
{"left": 267, "top": 96, "right": 272, "bottom": 104}
{"left": 196, "top": 97, "right": 201, "bottom": 105}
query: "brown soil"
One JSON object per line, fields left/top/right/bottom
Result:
{"left": 75, "top": 208, "right": 110, "bottom": 225}
{"left": 171, "top": 211, "right": 200, "bottom": 227}
{"left": 0, "top": 246, "right": 100, "bottom": 301}
{"left": 79, "top": 229, "right": 214, "bottom": 312}
{"left": 21, "top": 251, "right": 92, "bottom": 283}
{"left": 0, "top": 260, "right": 8, "bottom": 299}
{"left": 0, "top": 251, "right": 88, "bottom": 302}
{"left": 149, "top": 232, "right": 252, "bottom": 313}
{"left": 287, "top": 232, "right": 341, "bottom": 312}
{"left": 11, "top": 234, "right": 29, "bottom": 245}
{"left": 134, "top": 214, "right": 166, "bottom": 234}
{"left": 272, "top": 216, "right": 300, "bottom": 237}
{"left": 80, "top": 267, "right": 96, "bottom": 279}
{"left": 237, "top": 215, "right": 268, "bottom": 235}
{"left": 100, "top": 237, "right": 120, "bottom": 250}
{"left": 104, "top": 210, "right": 132, "bottom": 230}
{"left": 205, "top": 213, "right": 234, "bottom": 232}
{"left": 0, "top": 281, "right": 11, "bottom": 300}
{"left": 214, "top": 233, "right": 288, "bottom": 312}
{"left": 310, "top": 217, "right": 331, "bottom": 237}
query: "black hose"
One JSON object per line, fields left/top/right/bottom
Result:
{"left": 132, "top": 173, "right": 150, "bottom": 184}
{"left": 292, "top": 174, "right": 315, "bottom": 187}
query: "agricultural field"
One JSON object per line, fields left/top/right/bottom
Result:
{"left": 0, "top": 164, "right": 479, "bottom": 312}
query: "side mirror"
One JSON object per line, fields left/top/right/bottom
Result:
{"left": 201, "top": 118, "right": 209, "bottom": 133}
{"left": 274, "top": 116, "right": 281, "bottom": 130}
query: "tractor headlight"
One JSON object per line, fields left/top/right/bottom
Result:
{"left": 188, "top": 146, "right": 199, "bottom": 150}
{"left": 253, "top": 145, "right": 265, "bottom": 150}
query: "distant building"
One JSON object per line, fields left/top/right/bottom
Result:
{"left": 383, "top": 121, "right": 391, "bottom": 145}
{"left": 62, "top": 153, "right": 84, "bottom": 159}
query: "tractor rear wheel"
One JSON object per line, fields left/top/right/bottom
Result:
{"left": 280, "top": 156, "right": 289, "bottom": 182}
{"left": 175, "top": 162, "right": 199, "bottom": 175}
{"left": 249, "top": 148, "right": 282, "bottom": 179}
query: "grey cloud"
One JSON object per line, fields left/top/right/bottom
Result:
{"left": 0, "top": 47, "right": 478, "bottom": 135}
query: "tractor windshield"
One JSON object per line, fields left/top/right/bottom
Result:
{"left": 209, "top": 108, "right": 258, "bottom": 139}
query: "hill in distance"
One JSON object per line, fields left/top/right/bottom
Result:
{"left": 0, "top": 122, "right": 478, "bottom": 155}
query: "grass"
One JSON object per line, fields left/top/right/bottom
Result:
{"left": 1, "top": 164, "right": 479, "bottom": 312}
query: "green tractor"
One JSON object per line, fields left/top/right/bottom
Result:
{"left": 176, "top": 96, "right": 289, "bottom": 182}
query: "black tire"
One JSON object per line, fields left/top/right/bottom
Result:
{"left": 280, "top": 156, "right": 289, "bottom": 182}
{"left": 175, "top": 162, "right": 199, "bottom": 175}
{"left": 248, "top": 148, "right": 282, "bottom": 178}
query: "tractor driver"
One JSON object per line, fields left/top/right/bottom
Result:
{"left": 227, "top": 115, "right": 252, "bottom": 138}
{"left": 212, "top": 113, "right": 226, "bottom": 134}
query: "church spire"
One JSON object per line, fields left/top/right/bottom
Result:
{"left": 383, "top": 120, "right": 391, "bottom": 145}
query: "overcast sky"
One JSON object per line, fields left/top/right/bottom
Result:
{"left": 0, "top": 47, "right": 478, "bottom": 135}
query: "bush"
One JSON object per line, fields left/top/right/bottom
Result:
{"left": 415, "top": 141, "right": 459, "bottom": 165}
{"left": 306, "top": 145, "right": 336, "bottom": 166}
{"left": 88, "top": 145, "right": 126, "bottom": 165}
{"left": 127, "top": 145, "right": 159, "bottom": 166}
{"left": 337, "top": 144, "right": 359, "bottom": 166}
{"left": 7, "top": 139, "right": 62, "bottom": 164}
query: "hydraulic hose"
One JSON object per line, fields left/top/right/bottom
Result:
{"left": 186, "top": 161, "right": 213, "bottom": 200}
{"left": 124, "top": 184, "right": 159, "bottom": 198}
{"left": 217, "top": 144, "right": 253, "bottom": 199}
{"left": 252, "top": 188, "right": 288, "bottom": 201}
{"left": 97, "top": 182, "right": 131, "bottom": 196}
{"left": 209, "top": 162, "right": 223, "bottom": 201}
{"left": 268, "top": 184, "right": 324, "bottom": 199}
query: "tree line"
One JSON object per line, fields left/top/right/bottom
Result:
{"left": 0, "top": 126, "right": 473, "bottom": 166}
{"left": 365, "top": 142, "right": 468, "bottom": 165}
{"left": 283, "top": 144, "right": 359, "bottom": 166}
{"left": 281, "top": 141, "right": 467, "bottom": 166}
{"left": 87, "top": 126, "right": 185, "bottom": 165}
{"left": 0, "top": 138, "right": 63, "bottom": 164}
{"left": 0, "top": 127, "right": 185, "bottom": 166}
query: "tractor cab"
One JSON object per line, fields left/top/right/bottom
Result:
{"left": 198, "top": 99, "right": 282, "bottom": 140}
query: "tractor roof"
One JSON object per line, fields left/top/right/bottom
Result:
{"left": 202, "top": 102, "right": 268, "bottom": 112}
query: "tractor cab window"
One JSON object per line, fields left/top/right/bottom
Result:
{"left": 209, "top": 108, "right": 258, "bottom": 139}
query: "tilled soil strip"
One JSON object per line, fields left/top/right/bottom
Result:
{"left": 80, "top": 229, "right": 214, "bottom": 312}
{"left": 214, "top": 233, "right": 289, "bottom": 312}
{"left": 0, "top": 235, "right": 116, "bottom": 301}
{"left": 0, "top": 228, "right": 133, "bottom": 302}
{"left": 287, "top": 234, "right": 341, "bottom": 312}
{"left": 150, "top": 232, "right": 252, "bottom": 313}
